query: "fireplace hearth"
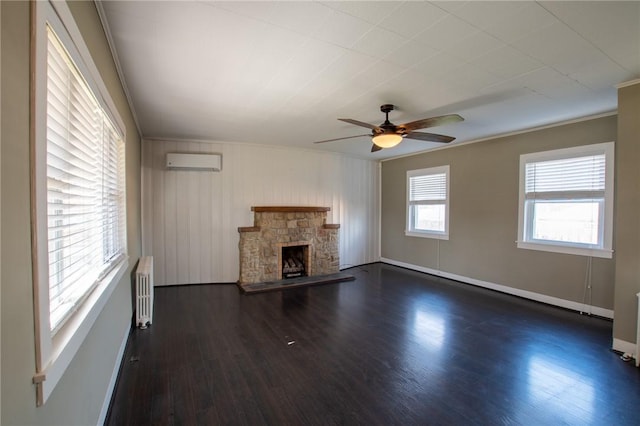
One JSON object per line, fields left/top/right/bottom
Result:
{"left": 238, "top": 206, "right": 340, "bottom": 286}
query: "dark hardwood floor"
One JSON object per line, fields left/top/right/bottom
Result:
{"left": 107, "top": 263, "right": 640, "bottom": 425}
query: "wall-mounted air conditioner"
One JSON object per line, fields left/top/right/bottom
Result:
{"left": 166, "top": 153, "right": 222, "bottom": 171}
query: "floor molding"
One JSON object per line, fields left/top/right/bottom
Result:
{"left": 380, "top": 258, "right": 614, "bottom": 319}
{"left": 98, "top": 323, "right": 131, "bottom": 426}
{"left": 612, "top": 338, "right": 636, "bottom": 358}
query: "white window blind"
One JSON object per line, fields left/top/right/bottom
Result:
{"left": 406, "top": 166, "right": 450, "bottom": 239}
{"left": 525, "top": 154, "right": 605, "bottom": 198}
{"left": 410, "top": 173, "right": 447, "bottom": 203}
{"left": 46, "top": 26, "right": 126, "bottom": 332}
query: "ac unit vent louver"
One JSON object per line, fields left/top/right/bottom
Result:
{"left": 166, "top": 153, "right": 221, "bottom": 171}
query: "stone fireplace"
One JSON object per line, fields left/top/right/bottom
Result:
{"left": 238, "top": 206, "right": 340, "bottom": 286}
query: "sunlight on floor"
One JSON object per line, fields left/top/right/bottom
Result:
{"left": 527, "top": 355, "right": 595, "bottom": 423}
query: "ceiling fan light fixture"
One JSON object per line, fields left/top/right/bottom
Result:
{"left": 372, "top": 133, "right": 403, "bottom": 148}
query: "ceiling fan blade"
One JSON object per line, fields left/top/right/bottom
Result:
{"left": 405, "top": 132, "right": 455, "bottom": 143}
{"left": 400, "top": 114, "right": 464, "bottom": 132}
{"left": 371, "top": 144, "right": 383, "bottom": 153}
{"left": 338, "top": 118, "right": 381, "bottom": 131}
{"left": 313, "top": 134, "right": 371, "bottom": 144}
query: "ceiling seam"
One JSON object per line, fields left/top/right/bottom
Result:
{"left": 535, "top": 1, "right": 634, "bottom": 73}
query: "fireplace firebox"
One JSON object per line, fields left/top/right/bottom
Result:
{"left": 281, "top": 245, "right": 309, "bottom": 279}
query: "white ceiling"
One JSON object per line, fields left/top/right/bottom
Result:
{"left": 98, "top": 1, "right": 640, "bottom": 160}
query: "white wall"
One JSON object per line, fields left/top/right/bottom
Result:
{"left": 142, "top": 139, "right": 380, "bottom": 285}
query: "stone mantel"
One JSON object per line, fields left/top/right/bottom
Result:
{"left": 238, "top": 206, "right": 340, "bottom": 285}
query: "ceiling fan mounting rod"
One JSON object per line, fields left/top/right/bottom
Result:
{"left": 379, "top": 104, "right": 396, "bottom": 130}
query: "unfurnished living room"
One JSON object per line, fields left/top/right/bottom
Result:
{"left": 2, "top": 1, "right": 640, "bottom": 425}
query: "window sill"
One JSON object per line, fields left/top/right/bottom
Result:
{"left": 405, "top": 231, "right": 449, "bottom": 240}
{"left": 33, "top": 257, "right": 129, "bottom": 405}
{"left": 516, "top": 241, "right": 613, "bottom": 259}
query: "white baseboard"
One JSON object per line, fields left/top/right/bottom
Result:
{"left": 612, "top": 338, "right": 636, "bottom": 357}
{"left": 97, "top": 323, "right": 130, "bottom": 426}
{"left": 380, "top": 257, "right": 614, "bottom": 319}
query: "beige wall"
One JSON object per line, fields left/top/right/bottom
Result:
{"left": 1, "top": 1, "right": 141, "bottom": 424}
{"left": 613, "top": 81, "right": 640, "bottom": 344}
{"left": 382, "top": 115, "right": 617, "bottom": 312}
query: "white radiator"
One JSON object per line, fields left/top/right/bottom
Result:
{"left": 136, "top": 256, "right": 154, "bottom": 329}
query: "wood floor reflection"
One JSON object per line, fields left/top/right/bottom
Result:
{"left": 107, "top": 263, "right": 640, "bottom": 425}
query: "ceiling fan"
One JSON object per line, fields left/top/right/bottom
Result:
{"left": 314, "top": 104, "right": 464, "bottom": 152}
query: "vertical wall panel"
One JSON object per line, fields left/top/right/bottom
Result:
{"left": 142, "top": 139, "right": 380, "bottom": 285}
{"left": 187, "top": 166, "right": 200, "bottom": 284}
{"left": 175, "top": 170, "right": 189, "bottom": 284}
{"left": 163, "top": 141, "right": 178, "bottom": 285}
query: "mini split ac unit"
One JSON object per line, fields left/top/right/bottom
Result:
{"left": 166, "top": 153, "right": 222, "bottom": 171}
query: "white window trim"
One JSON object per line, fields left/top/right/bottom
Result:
{"left": 516, "top": 142, "right": 614, "bottom": 259}
{"left": 405, "top": 165, "right": 450, "bottom": 240}
{"left": 31, "top": 1, "right": 128, "bottom": 406}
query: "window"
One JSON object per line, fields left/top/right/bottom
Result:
{"left": 406, "top": 166, "right": 450, "bottom": 239}
{"left": 46, "top": 28, "right": 126, "bottom": 331}
{"left": 517, "top": 142, "right": 614, "bottom": 258}
{"left": 32, "top": 1, "right": 128, "bottom": 405}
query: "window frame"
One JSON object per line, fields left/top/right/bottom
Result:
{"left": 31, "top": 1, "right": 128, "bottom": 406}
{"left": 405, "top": 165, "right": 450, "bottom": 240}
{"left": 517, "top": 142, "right": 614, "bottom": 259}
